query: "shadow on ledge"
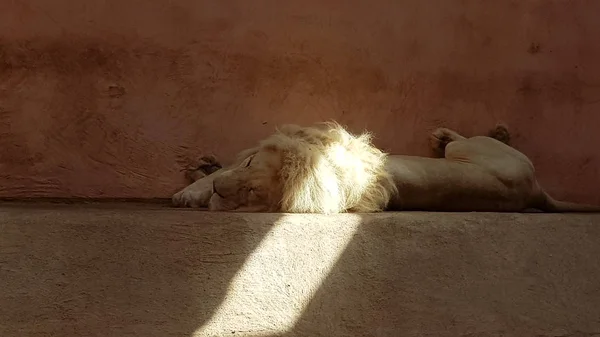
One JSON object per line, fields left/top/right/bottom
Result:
{"left": 0, "top": 202, "right": 281, "bottom": 337}
{"left": 1, "top": 203, "right": 600, "bottom": 337}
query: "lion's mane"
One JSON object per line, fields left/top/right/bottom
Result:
{"left": 238, "top": 122, "right": 398, "bottom": 214}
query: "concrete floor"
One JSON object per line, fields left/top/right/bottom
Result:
{"left": 1, "top": 202, "right": 600, "bottom": 337}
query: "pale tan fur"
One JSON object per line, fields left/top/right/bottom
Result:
{"left": 172, "top": 122, "right": 600, "bottom": 213}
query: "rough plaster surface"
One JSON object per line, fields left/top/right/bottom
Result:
{"left": 1, "top": 1, "right": 600, "bottom": 203}
{"left": 1, "top": 203, "right": 599, "bottom": 337}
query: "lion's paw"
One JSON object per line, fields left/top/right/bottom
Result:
{"left": 488, "top": 123, "right": 511, "bottom": 145}
{"left": 184, "top": 155, "right": 222, "bottom": 182}
{"left": 172, "top": 187, "right": 213, "bottom": 208}
{"left": 197, "top": 155, "right": 222, "bottom": 174}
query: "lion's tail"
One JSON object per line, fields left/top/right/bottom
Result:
{"left": 534, "top": 189, "right": 600, "bottom": 213}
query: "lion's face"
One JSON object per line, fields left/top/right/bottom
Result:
{"left": 208, "top": 148, "right": 283, "bottom": 212}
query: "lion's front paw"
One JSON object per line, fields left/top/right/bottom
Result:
{"left": 430, "top": 128, "right": 464, "bottom": 156}
{"left": 488, "top": 123, "right": 511, "bottom": 145}
{"left": 172, "top": 188, "right": 213, "bottom": 208}
{"left": 197, "top": 155, "right": 222, "bottom": 175}
{"left": 184, "top": 155, "right": 223, "bottom": 182}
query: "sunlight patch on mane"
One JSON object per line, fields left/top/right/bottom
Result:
{"left": 257, "top": 121, "right": 397, "bottom": 214}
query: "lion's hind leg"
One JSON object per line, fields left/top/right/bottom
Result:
{"left": 429, "top": 127, "right": 467, "bottom": 157}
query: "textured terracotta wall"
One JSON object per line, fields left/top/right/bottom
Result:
{"left": 1, "top": 0, "right": 599, "bottom": 202}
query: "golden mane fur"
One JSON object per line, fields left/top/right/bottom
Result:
{"left": 244, "top": 122, "right": 398, "bottom": 213}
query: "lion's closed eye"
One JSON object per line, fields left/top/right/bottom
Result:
{"left": 248, "top": 187, "right": 266, "bottom": 200}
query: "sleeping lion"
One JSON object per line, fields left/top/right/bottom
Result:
{"left": 172, "top": 122, "right": 600, "bottom": 213}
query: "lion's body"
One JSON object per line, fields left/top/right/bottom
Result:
{"left": 172, "top": 122, "right": 600, "bottom": 213}
{"left": 385, "top": 149, "right": 534, "bottom": 212}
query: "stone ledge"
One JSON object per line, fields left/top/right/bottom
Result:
{"left": 1, "top": 203, "right": 599, "bottom": 337}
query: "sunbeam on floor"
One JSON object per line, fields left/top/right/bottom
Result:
{"left": 193, "top": 213, "right": 363, "bottom": 337}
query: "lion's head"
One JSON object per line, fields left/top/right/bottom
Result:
{"left": 208, "top": 122, "right": 398, "bottom": 213}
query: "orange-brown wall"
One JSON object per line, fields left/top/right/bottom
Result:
{"left": 1, "top": 1, "right": 599, "bottom": 203}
